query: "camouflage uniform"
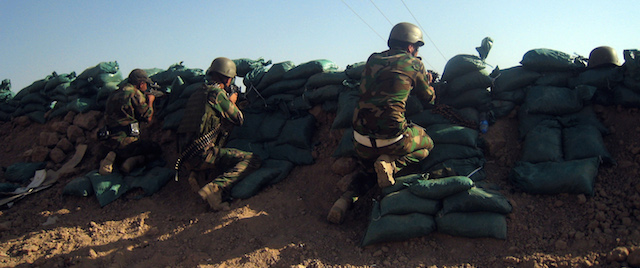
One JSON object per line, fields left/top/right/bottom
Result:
{"left": 178, "top": 82, "right": 260, "bottom": 197}
{"left": 104, "top": 83, "right": 153, "bottom": 148}
{"left": 352, "top": 48, "right": 435, "bottom": 173}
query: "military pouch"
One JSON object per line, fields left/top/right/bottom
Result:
{"left": 97, "top": 123, "right": 140, "bottom": 140}
{"left": 97, "top": 126, "right": 110, "bottom": 140}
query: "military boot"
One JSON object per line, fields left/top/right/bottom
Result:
{"left": 198, "top": 182, "right": 223, "bottom": 211}
{"left": 120, "top": 155, "right": 146, "bottom": 174}
{"left": 374, "top": 154, "right": 396, "bottom": 188}
{"left": 327, "top": 191, "right": 354, "bottom": 224}
{"left": 99, "top": 151, "right": 117, "bottom": 175}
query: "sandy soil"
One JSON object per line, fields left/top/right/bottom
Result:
{"left": 0, "top": 104, "right": 639, "bottom": 268}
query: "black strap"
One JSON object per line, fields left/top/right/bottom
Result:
{"left": 368, "top": 137, "right": 378, "bottom": 149}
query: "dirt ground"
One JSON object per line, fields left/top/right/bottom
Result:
{"left": 0, "top": 103, "right": 639, "bottom": 268}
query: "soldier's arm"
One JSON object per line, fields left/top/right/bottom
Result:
{"left": 208, "top": 88, "right": 244, "bottom": 126}
{"left": 133, "top": 90, "right": 154, "bottom": 123}
{"left": 414, "top": 70, "right": 435, "bottom": 105}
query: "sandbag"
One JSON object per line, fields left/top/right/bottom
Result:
{"left": 521, "top": 119, "right": 563, "bottom": 163}
{"left": 161, "top": 109, "right": 184, "bottom": 130}
{"left": 381, "top": 173, "right": 426, "bottom": 196}
{"left": 568, "top": 66, "right": 623, "bottom": 91}
{"left": 264, "top": 142, "right": 314, "bottom": 165}
{"left": 419, "top": 144, "right": 484, "bottom": 171}
{"left": 44, "top": 72, "right": 76, "bottom": 93}
{"left": 260, "top": 79, "right": 307, "bottom": 98}
{"left": 303, "top": 84, "right": 344, "bottom": 104}
{"left": 257, "top": 61, "right": 296, "bottom": 90}
{"left": 150, "top": 62, "right": 203, "bottom": 85}
{"left": 345, "top": 61, "right": 366, "bottom": 80}
{"left": 231, "top": 159, "right": 294, "bottom": 199}
{"left": 126, "top": 167, "right": 173, "bottom": 196}
{"left": 425, "top": 124, "right": 478, "bottom": 148}
{"left": 489, "top": 100, "right": 516, "bottom": 119}
{"left": 426, "top": 157, "right": 486, "bottom": 182}
{"left": 440, "top": 187, "right": 512, "bottom": 215}
{"left": 445, "top": 70, "right": 492, "bottom": 97}
{"left": 441, "top": 54, "right": 487, "bottom": 82}
{"left": 408, "top": 109, "right": 452, "bottom": 128}
{"left": 510, "top": 157, "right": 600, "bottom": 195}
{"left": 535, "top": 71, "right": 574, "bottom": 87}
{"left": 613, "top": 85, "right": 640, "bottom": 107}
{"left": 439, "top": 87, "right": 491, "bottom": 111}
{"left": 331, "top": 90, "right": 359, "bottom": 129}
{"left": 27, "top": 110, "right": 47, "bottom": 124}
{"left": 77, "top": 61, "right": 119, "bottom": 80}
{"left": 405, "top": 95, "right": 424, "bottom": 117}
{"left": 87, "top": 170, "right": 128, "bottom": 207}
{"left": 491, "top": 66, "right": 541, "bottom": 94}
{"left": 225, "top": 139, "right": 269, "bottom": 161}
{"left": 557, "top": 106, "right": 609, "bottom": 135}
{"left": 233, "top": 58, "right": 272, "bottom": 77}
{"left": 361, "top": 201, "right": 436, "bottom": 246}
{"left": 523, "top": 85, "right": 595, "bottom": 115}
{"left": 408, "top": 176, "right": 475, "bottom": 200}
{"left": 4, "top": 162, "right": 46, "bottom": 184}
{"left": 520, "top": 48, "right": 586, "bottom": 72}
{"left": 305, "top": 72, "right": 348, "bottom": 89}
{"left": 282, "top": 59, "right": 339, "bottom": 80}
{"left": 63, "top": 175, "right": 94, "bottom": 197}
{"left": 256, "top": 111, "right": 289, "bottom": 142}
{"left": 380, "top": 189, "right": 441, "bottom": 216}
{"left": 228, "top": 111, "right": 267, "bottom": 142}
{"left": 563, "top": 124, "right": 614, "bottom": 164}
{"left": 436, "top": 212, "right": 507, "bottom": 239}
{"left": 178, "top": 82, "right": 204, "bottom": 99}
{"left": 492, "top": 87, "right": 525, "bottom": 104}
{"left": 276, "top": 114, "right": 315, "bottom": 149}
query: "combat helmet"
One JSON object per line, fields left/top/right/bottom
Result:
{"left": 207, "top": 57, "right": 237, "bottom": 78}
{"left": 588, "top": 46, "right": 620, "bottom": 68}
{"left": 388, "top": 22, "right": 424, "bottom": 47}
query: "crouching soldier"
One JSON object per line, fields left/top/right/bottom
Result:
{"left": 175, "top": 57, "right": 261, "bottom": 211}
{"left": 98, "top": 69, "right": 162, "bottom": 175}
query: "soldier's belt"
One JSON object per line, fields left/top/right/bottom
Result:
{"left": 353, "top": 131, "right": 403, "bottom": 148}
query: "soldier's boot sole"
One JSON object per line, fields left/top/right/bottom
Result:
{"left": 374, "top": 154, "right": 396, "bottom": 188}
{"left": 327, "top": 195, "right": 352, "bottom": 224}
{"left": 99, "top": 151, "right": 117, "bottom": 175}
{"left": 188, "top": 172, "right": 200, "bottom": 193}
{"left": 198, "top": 182, "right": 223, "bottom": 211}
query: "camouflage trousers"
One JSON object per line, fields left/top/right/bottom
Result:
{"left": 353, "top": 124, "right": 434, "bottom": 174}
{"left": 189, "top": 146, "right": 261, "bottom": 193}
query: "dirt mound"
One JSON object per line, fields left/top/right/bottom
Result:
{"left": 0, "top": 104, "right": 639, "bottom": 268}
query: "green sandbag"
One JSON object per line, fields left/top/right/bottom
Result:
{"left": 225, "top": 139, "right": 269, "bottom": 161}
{"left": 257, "top": 61, "right": 296, "bottom": 90}
{"left": 87, "top": 170, "right": 128, "bottom": 207}
{"left": 419, "top": 144, "right": 484, "bottom": 171}
{"left": 0, "top": 182, "right": 20, "bottom": 193}
{"left": 27, "top": 110, "right": 46, "bottom": 124}
{"left": 492, "top": 87, "right": 525, "bottom": 104}
{"left": 567, "top": 66, "right": 623, "bottom": 91}
{"left": 426, "top": 157, "right": 485, "bottom": 182}
{"left": 441, "top": 187, "right": 512, "bottom": 215}
{"left": 233, "top": 57, "right": 272, "bottom": 77}
{"left": 231, "top": 159, "right": 293, "bottom": 199}
{"left": 264, "top": 142, "right": 314, "bottom": 165}
{"left": 63, "top": 176, "right": 94, "bottom": 197}
{"left": 446, "top": 70, "right": 492, "bottom": 97}
{"left": 510, "top": 157, "right": 600, "bottom": 195}
{"left": 126, "top": 167, "right": 173, "bottom": 196}
{"left": 534, "top": 71, "right": 573, "bottom": 87}
{"left": 4, "top": 162, "right": 46, "bottom": 184}
{"left": 243, "top": 66, "right": 267, "bottom": 89}
{"left": 520, "top": 48, "right": 586, "bottom": 72}
{"left": 14, "top": 79, "right": 48, "bottom": 101}
{"left": 260, "top": 79, "right": 307, "bottom": 98}
{"left": 345, "top": 61, "right": 366, "bottom": 80}
{"left": 304, "top": 84, "right": 344, "bottom": 104}
{"left": 361, "top": 201, "right": 436, "bottom": 247}
{"left": 381, "top": 173, "right": 426, "bottom": 196}
{"left": 521, "top": 119, "right": 563, "bottom": 163}
{"left": 150, "top": 62, "right": 203, "bottom": 85}
{"left": 557, "top": 105, "right": 609, "bottom": 135}
{"left": 523, "top": 85, "right": 594, "bottom": 115}
{"left": 563, "top": 124, "right": 614, "bottom": 164}
{"left": 517, "top": 104, "right": 554, "bottom": 139}
{"left": 282, "top": 59, "right": 339, "bottom": 80}
{"left": 331, "top": 90, "right": 360, "bottom": 130}
{"left": 331, "top": 128, "right": 355, "bottom": 158}
{"left": 178, "top": 82, "right": 204, "bottom": 99}
{"left": 161, "top": 97, "right": 189, "bottom": 116}
{"left": 613, "top": 85, "right": 640, "bottom": 107}
{"left": 441, "top": 54, "right": 487, "bottom": 82}
{"left": 380, "top": 189, "right": 441, "bottom": 216}
{"left": 405, "top": 95, "right": 424, "bottom": 117}
{"left": 425, "top": 124, "right": 479, "bottom": 148}
{"left": 276, "top": 114, "right": 315, "bottom": 149}
{"left": 305, "top": 72, "right": 348, "bottom": 89}
{"left": 77, "top": 61, "right": 119, "bottom": 80}
{"left": 67, "top": 97, "right": 96, "bottom": 113}
{"left": 44, "top": 72, "right": 76, "bottom": 93}
{"left": 0, "top": 111, "right": 10, "bottom": 121}
{"left": 162, "top": 109, "right": 184, "bottom": 130}
{"left": 409, "top": 176, "right": 474, "bottom": 200}
{"left": 436, "top": 212, "right": 507, "bottom": 239}
{"left": 491, "top": 66, "right": 541, "bottom": 94}
{"left": 489, "top": 100, "right": 516, "bottom": 119}
{"left": 256, "top": 111, "right": 289, "bottom": 142}
{"left": 441, "top": 87, "right": 491, "bottom": 110}
{"left": 228, "top": 111, "right": 267, "bottom": 142}
{"left": 408, "top": 109, "right": 452, "bottom": 128}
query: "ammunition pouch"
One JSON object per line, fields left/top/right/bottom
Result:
{"left": 97, "top": 122, "right": 140, "bottom": 140}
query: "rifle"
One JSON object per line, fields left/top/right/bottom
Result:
{"left": 174, "top": 123, "right": 221, "bottom": 181}
{"left": 145, "top": 82, "right": 168, "bottom": 98}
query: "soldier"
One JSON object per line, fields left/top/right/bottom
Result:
{"left": 98, "top": 69, "right": 162, "bottom": 175}
{"left": 588, "top": 46, "right": 620, "bottom": 69}
{"left": 176, "top": 57, "right": 261, "bottom": 211}
{"left": 327, "top": 22, "right": 436, "bottom": 224}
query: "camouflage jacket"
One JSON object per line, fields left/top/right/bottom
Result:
{"left": 353, "top": 48, "right": 435, "bottom": 139}
{"left": 104, "top": 83, "right": 153, "bottom": 128}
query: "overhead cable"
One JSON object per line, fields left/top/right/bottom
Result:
{"left": 369, "top": 0, "right": 393, "bottom": 25}
{"left": 341, "top": 0, "right": 385, "bottom": 42}
{"left": 400, "top": 0, "right": 447, "bottom": 61}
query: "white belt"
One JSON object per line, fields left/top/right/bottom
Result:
{"left": 353, "top": 131, "right": 403, "bottom": 148}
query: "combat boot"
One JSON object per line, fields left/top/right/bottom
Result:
{"left": 374, "top": 154, "right": 396, "bottom": 188}
{"left": 99, "top": 151, "right": 117, "bottom": 175}
{"left": 120, "top": 155, "right": 146, "bottom": 174}
{"left": 327, "top": 191, "right": 354, "bottom": 224}
{"left": 188, "top": 171, "right": 201, "bottom": 193}
{"left": 198, "top": 182, "right": 223, "bottom": 211}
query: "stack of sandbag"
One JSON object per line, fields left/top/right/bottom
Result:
{"left": 617, "top": 49, "right": 640, "bottom": 106}
{"left": 510, "top": 48, "right": 613, "bottom": 196}
{"left": 9, "top": 72, "right": 58, "bottom": 123}
{"left": 0, "top": 79, "right": 14, "bottom": 121}
{"left": 361, "top": 174, "right": 512, "bottom": 246}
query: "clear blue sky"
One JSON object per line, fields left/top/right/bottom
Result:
{"left": 1, "top": 0, "right": 638, "bottom": 92}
